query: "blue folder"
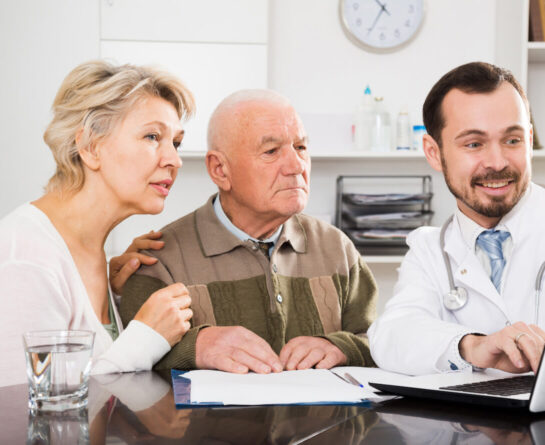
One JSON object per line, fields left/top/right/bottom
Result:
{"left": 171, "top": 370, "right": 371, "bottom": 409}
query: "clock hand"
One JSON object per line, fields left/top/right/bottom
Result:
{"left": 367, "top": 8, "right": 385, "bottom": 35}
{"left": 374, "top": 0, "right": 391, "bottom": 16}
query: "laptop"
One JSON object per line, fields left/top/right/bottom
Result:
{"left": 368, "top": 351, "right": 545, "bottom": 412}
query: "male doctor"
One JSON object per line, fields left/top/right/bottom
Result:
{"left": 368, "top": 61, "right": 545, "bottom": 375}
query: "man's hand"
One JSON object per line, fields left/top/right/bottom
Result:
{"left": 195, "top": 326, "right": 283, "bottom": 374}
{"left": 279, "top": 336, "right": 347, "bottom": 370}
{"left": 459, "top": 322, "right": 545, "bottom": 373}
{"left": 109, "top": 230, "right": 164, "bottom": 294}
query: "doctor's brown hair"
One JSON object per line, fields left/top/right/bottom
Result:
{"left": 422, "top": 62, "right": 529, "bottom": 148}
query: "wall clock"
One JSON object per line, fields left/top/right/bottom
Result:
{"left": 340, "top": 0, "right": 425, "bottom": 52}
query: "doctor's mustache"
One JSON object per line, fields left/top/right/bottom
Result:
{"left": 470, "top": 168, "right": 521, "bottom": 187}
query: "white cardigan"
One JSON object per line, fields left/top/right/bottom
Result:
{"left": 0, "top": 204, "right": 170, "bottom": 387}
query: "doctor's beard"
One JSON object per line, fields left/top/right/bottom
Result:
{"left": 442, "top": 165, "right": 530, "bottom": 219}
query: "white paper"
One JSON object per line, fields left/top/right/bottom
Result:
{"left": 331, "top": 366, "right": 409, "bottom": 401}
{"left": 183, "top": 368, "right": 369, "bottom": 405}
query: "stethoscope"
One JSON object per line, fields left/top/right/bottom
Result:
{"left": 440, "top": 215, "right": 545, "bottom": 324}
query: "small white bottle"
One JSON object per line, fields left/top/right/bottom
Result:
{"left": 353, "top": 86, "right": 374, "bottom": 151}
{"left": 413, "top": 125, "right": 427, "bottom": 152}
{"left": 396, "top": 107, "right": 411, "bottom": 151}
{"left": 371, "top": 97, "right": 391, "bottom": 153}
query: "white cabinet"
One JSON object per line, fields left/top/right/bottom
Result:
{"left": 99, "top": 0, "right": 268, "bottom": 152}
{"left": 100, "top": 0, "right": 267, "bottom": 43}
{"left": 101, "top": 41, "right": 267, "bottom": 151}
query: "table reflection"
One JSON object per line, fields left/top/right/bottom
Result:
{"left": 103, "top": 371, "right": 372, "bottom": 444}
{"left": 365, "top": 398, "right": 545, "bottom": 445}
{"left": 27, "top": 409, "right": 89, "bottom": 445}
{"left": 80, "top": 371, "right": 372, "bottom": 444}
{"left": 3, "top": 371, "right": 545, "bottom": 444}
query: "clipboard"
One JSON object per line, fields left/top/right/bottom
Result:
{"left": 171, "top": 370, "right": 371, "bottom": 409}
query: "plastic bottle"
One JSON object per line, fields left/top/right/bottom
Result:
{"left": 371, "top": 97, "right": 391, "bottom": 152}
{"left": 395, "top": 107, "right": 411, "bottom": 151}
{"left": 413, "top": 125, "right": 427, "bottom": 152}
{"left": 353, "top": 86, "right": 374, "bottom": 151}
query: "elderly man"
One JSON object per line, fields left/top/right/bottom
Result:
{"left": 120, "top": 89, "right": 377, "bottom": 373}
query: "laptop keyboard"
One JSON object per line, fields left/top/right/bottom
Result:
{"left": 440, "top": 375, "right": 535, "bottom": 396}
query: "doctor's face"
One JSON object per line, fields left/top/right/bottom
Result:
{"left": 425, "top": 82, "right": 532, "bottom": 228}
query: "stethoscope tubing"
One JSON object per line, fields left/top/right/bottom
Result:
{"left": 440, "top": 215, "right": 545, "bottom": 323}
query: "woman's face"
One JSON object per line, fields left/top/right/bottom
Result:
{"left": 96, "top": 95, "right": 184, "bottom": 215}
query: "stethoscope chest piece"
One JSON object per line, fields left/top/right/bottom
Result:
{"left": 443, "top": 287, "right": 468, "bottom": 311}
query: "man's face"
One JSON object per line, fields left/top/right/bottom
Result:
{"left": 430, "top": 82, "right": 532, "bottom": 227}
{"left": 225, "top": 102, "right": 310, "bottom": 224}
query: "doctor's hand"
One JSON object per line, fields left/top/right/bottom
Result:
{"left": 195, "top": 326, "right": 283, "bottom": 374}
{"left": 279, "top": 336, "right": 347, "bottom": 370}
{"left": 459, "top": 322, "right": 545, "bottom": 373}
{"left": 109, "top": 230, "right": 164, "bottom": 294}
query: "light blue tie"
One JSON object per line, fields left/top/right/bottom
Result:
{"left": 476, "top": 229, "right": 511, "bottom": 291}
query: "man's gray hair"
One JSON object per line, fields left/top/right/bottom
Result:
{"left": 207, "top": 89, "right": 291, "bottom": 151}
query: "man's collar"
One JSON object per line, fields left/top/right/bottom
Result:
{"left": 195, "top": 195, "right": 242, "bottom": 257}
{"left": 196, "top": 194, "right": 307, "bottom": 257}
{"left": 213, "top": 195, "right": 282, "bottom": 244}
{"left": 278, "top": 214, "right": 307, "bottom": 254}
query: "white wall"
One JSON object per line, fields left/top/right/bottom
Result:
{"left": 267, "top": 0, "right": 497, "bottom": 312}
{"left": 97, "top": 0, "right": 268, "bottom": 254}
{"left": 0, "top": 0, "right": 99, "bottom": 217}
{"left": 0, "top": 0, "right": 501, "bottom": 222}
{"left": 269, "top": 0, "right": 496, "bottom": 129}
{"left": 0, "top": 0, "right": 509, "bottom": 313}
{"left": 266, "top": 0, "right": 498, "bottom": 224}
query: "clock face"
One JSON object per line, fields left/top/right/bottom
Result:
{"left": 340, "top": 0, "right": 425, "bottom": 51}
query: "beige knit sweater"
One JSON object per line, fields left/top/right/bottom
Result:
{"left": 120, "top": 195, "right": 378, "bottom": 370}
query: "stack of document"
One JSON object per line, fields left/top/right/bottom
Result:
{"left": 340, "top": 190, "right": 433, "bottom": 255}
{"left": 344, "top": 193, "right": 431, "bottom": 207}
{"left": 180, "top": 369, "right": 371, "bottom": 406}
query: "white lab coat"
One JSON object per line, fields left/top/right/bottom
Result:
{"left": 368, "top": 182, "right": 545, "bottom": 375}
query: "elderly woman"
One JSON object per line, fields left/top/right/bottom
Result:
{"left": 0, "top": 60, "right": 195, "bottom": 387}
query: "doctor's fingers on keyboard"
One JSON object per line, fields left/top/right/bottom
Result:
{"left": 506, "top": 322, "right": 545, "bottom": 373}
{"left": 520, "top": 332, "right": 545, "bottom": 373}
{"left": 528, "top": 324, "right": 545, "bottom": 342}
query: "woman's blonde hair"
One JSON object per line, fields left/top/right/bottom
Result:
{"left": 43, "top": 60, "right": 195, "bottom": 192}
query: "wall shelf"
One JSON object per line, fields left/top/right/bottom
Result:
{"left": 363, "top": 255, "right": 404, "bottom": 264}
{"left": 528, "top": 41, "right": 545, "bottom": 63}
{"left": 179, "top": 150, "right": 426, "bottom": 160}
{"left": 310, "top": 152, "right": 425, "bottom": 160}
{"left": 180, "top": 150, "right": 545, "bottom": 160}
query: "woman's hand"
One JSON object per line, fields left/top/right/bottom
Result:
{"left": 109, "top": 230, "right": 164, "bottom": 294}
{"left": 134, "top": 283, "right": 192, "bottom": 346}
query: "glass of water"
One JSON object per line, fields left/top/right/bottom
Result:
{"left": 23, "top": 330, "right": 95, "bottom": 412}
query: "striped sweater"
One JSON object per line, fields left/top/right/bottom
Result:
{"left": 120, "top": 195, "right": 378, "bottom": 370}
